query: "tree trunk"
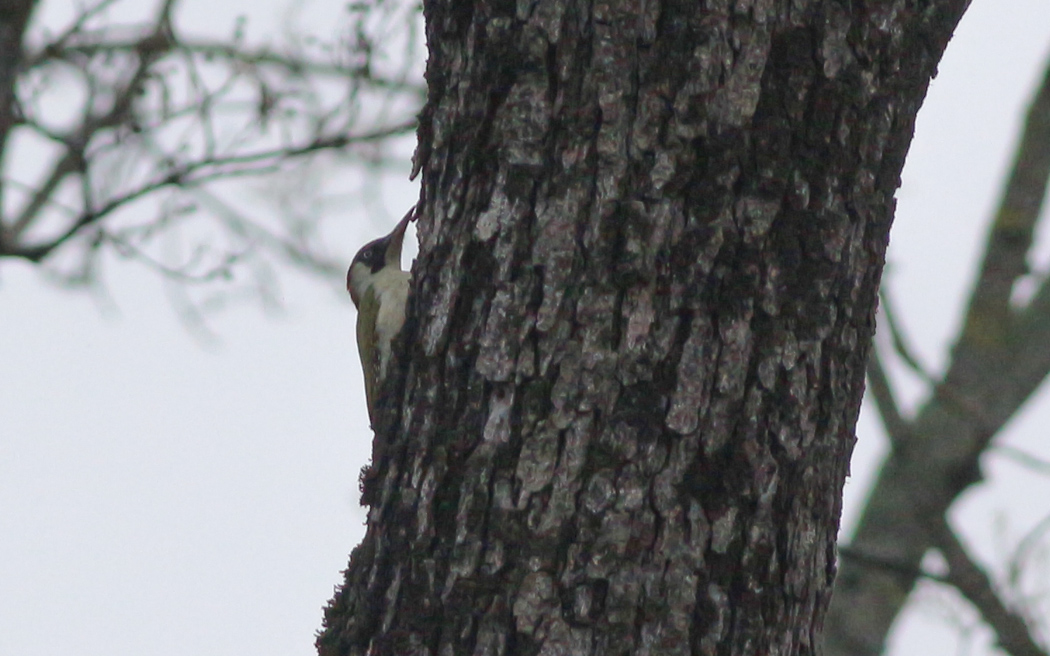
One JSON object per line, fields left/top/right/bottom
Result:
{"left": 319, "top": 1, "right": 969, "bottom": 654}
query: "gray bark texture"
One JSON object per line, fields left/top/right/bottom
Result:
{"left": 319, "top": 1, "right": 969, "bottom": 655}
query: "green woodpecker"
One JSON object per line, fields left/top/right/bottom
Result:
{"left": 347, "top": 210, "right": 413, "bottom": 424}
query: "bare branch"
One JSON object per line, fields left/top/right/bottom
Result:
{"left": 934, "top": 521, "right": 1049, "bottom": 656}
{"left": 990, "top": 445, "right": 1050, "bottom": 475}
{"left": 1, "top": 0, "right": 426, "bottom": 269}
{"left": 32, "top": 37, "right": 424, "bottom": 95}
{"left": 865, "top": 342, "right": 912, "bottom": 448}
{"left": 958, "top": 55, "right": 1050, "bottom": 340}
{"left": 9, "top": 8, "right": 172, "bottom": 240}
{"left": 880, "top": 287, "right": 997, "bottom": 435}
{"left": 879, "top": 287, "right": 937, "bottom": 383}
{"left": 102, "top": 228, "right": 244, "bottom": 283}
{"left": 9, "top": 147, "right": 83, "bottom": 237}
{"left": 37, "top": 0, "right": 120, "bottom": 55}
{"left": 838, "top": 545, "right": 945, "bottom": 583}
{"left": 1008, "top": 514, "right": 1050, "bottom": 594}
{"left": 190, "top": 186, "right": 343, "bottom": 279}
{"left": 6, "top": 116, "right": 411, "bottom": 262}
{"left": 0, "top": 0, "right": 39, "bottom": 232}
{"left": 0, "top": 0, "right": 423, "bottom": 300}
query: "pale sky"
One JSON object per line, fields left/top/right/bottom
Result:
{"left": 2, "top": 1, "right": 1050, "bottom": 656}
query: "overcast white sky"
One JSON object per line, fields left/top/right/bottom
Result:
{"left": 2, "top": 1, "right": 1050, "bottom": 656}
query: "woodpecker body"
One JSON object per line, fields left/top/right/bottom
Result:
{"left": 347, "top": 211, "right": 412, "bottom": 424}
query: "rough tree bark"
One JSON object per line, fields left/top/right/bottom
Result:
{"left": 320, "top": 1, "right": 969, "bottom": 654}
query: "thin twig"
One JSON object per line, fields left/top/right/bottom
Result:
{"left": 838, "top": 545, "right": 945, "bottom": 583}
{"left": 865, "top": 342, "right": 912, "bottom": 448}
{"left": 879, "top": 287, "right": 937, "bottom": 383}
{"left": 39, "top": 0, "right": 121, "bottom": 56}
{"left": 934, "top": 520, "right": 1049, "bottom": 656}
{"left": 5, "top": 120, "right": 413, "bottom": 261}
{"left": 1008, "top": 514, "right": 1050, "bottom": 593}
{"left": 990, "top": 445, "right": 1050, "bottom": 475}
{"left": 102, "top": 229, "right": 244, "bottom": 283}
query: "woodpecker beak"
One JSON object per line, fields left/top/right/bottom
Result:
{"left": 384, "top": 209, "right": 413, "bottom": 267}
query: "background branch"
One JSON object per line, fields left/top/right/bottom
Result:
{"left": 934, "top": 521, "right": 1049, "bottom": 656}
{"left": 0, "top": 0, "right": 422, "bottom": 299}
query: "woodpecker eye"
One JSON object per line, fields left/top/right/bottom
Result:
{"left": 353, "top": 238, "right": 389, "bottom": 273}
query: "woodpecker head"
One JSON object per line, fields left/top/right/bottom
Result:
{"left": 347, "top": 210, "right": 412, "bottom": 308}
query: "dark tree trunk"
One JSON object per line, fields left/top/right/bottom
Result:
{"left": 319, "top": 1, "right": 969, "bottom": 654}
